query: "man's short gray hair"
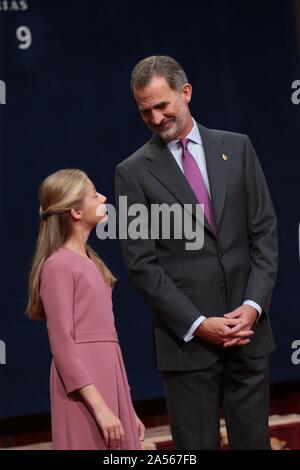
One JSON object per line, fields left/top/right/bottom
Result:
{"left": 131, "top": 55, "right": 188, "bottom": 92}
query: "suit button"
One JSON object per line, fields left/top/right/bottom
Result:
{"left": 218, "top": 253, "right": 224, "bottom": 261}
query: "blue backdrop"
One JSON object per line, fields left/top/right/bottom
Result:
{"left": 0, "top": 0, "right": 300, "bottom": 419}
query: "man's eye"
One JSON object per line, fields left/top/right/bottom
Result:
{"left": 156, "top": 104, "right": 167, "bottom": 110}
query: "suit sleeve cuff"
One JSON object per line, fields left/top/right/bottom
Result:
{"left": 183, "top": 315, "right": 207, "bottom": 342}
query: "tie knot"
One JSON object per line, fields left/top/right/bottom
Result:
{"left": 179, "top": 138, "right": 189, "bottom": 151}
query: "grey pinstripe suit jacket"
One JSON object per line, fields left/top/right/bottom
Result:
{"left": 115, "top": 123, "right": 278, "bottom": 371}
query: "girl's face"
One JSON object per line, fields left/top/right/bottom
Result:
{"left": 80, "top": 179, "right": 108, "bottom": 227}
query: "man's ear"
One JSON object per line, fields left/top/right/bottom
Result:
{"left": 70, "top": 207, "right": 83, "bottom": 221}
{"left": 182, "top": 83, "right": 192, "bottom": 104}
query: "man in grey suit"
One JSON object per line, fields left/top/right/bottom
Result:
{"left": 115, "top": 56, "right": 278, "bottom": 449}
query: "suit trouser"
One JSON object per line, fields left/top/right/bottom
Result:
{"left": 163, "top": 348, "right": 271, "bottom": 450}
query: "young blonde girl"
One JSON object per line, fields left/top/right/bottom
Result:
{"left": 27, "top": 169, "right": 144, "bottom": 450}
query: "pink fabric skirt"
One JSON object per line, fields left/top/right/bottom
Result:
{"left": 50, "top": 341, "right": 142, "bottom": 450}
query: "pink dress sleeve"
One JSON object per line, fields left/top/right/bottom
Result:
{"left": 40, "top": 258, "right": 93, "bottom": 394}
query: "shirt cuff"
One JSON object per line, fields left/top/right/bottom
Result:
{"left": 243, "top": 300, "right": 262, "bottom": 318}
{"left": 183, "top": 315, "right": 207, "bottom": 342}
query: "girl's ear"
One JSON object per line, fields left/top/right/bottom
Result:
{"left": 70, "top": 207, "right": 83, "bottom": 220}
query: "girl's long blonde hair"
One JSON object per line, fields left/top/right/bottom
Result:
{"left": 26, "top": 168, "right": 116, "bottom": 320}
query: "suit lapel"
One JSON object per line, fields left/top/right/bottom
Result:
{"left": 198, "top": 124, "right": 229, "bottom": 230}
{"left": 147, "top": 134, "right": 199, "bottom": 207}
{"left": 145, "top": 125, "right": 229, "bottom": 236}
{"left": 146, "top": 134, "right": 213, "bottom": 235}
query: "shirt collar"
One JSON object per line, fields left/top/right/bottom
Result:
{"left": 167, "top": 118, "right": 202, "bottom": 151}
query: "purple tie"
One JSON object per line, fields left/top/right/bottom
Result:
{"left": 179, "top": 138, "right": 217, "bottom": 236}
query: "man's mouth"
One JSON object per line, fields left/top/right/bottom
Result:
{"left": 153, "top": 119, "right": 174, "bottom": 131}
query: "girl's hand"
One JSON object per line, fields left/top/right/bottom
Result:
{"left": 135, "top": 413, "right": 145, "bottom": 442}
{"left": 94, "top": 405, "right": 125, "bottom": 449}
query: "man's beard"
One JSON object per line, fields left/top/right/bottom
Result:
{"left": 148, "top": 104, "right": 189, "bottom": 142}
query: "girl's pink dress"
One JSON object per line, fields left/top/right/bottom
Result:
{"left": 40, "top": 246, "right": 142, "bottom": 450}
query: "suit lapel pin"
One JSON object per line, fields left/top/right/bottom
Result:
{"left": 222, "top": 154, "right": 228, "bottom": 161}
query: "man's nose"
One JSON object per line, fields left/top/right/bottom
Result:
{"left": 99, "top": 194, "right": 106, "bottom": 203}
{"left": 151, "top": 110, "right": 164, "bottom": 125}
